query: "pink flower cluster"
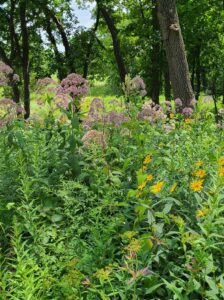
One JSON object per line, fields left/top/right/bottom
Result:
{"left": 103, "top": 111, "right": 130, "bottom": 126}
{"left": 126, "top": 76, "right": 147, "bottom": 97}
{"left": 36, "top": 77, "right": 58, "bottom": 97}
{"left": 202, "top": 96, "right": 213, "bottom": 104}
{"left": 82, "top": 130, "right": 107, "bottom": 149}
{"left": 83, "top": 98, "right": 130, "bottom": 130}
{"left": 182, "top": 107, "right": 193, "bottom": 117}
{"left": 37, "top": 77, "right": 57, "bottom": 88}
{"left": 57, "top": 73, "right": 88, "bottom": 100}
{"left": 54, "top": 94, "right": 72, "bottom": 109}
{"left": 0, "top": 61, "right": 19, "bottom": 86}
{"left": 137, "top": 100, "right": 166, "bottom": 123}
{"left": 174, "top": 98, "right": 183, "bottom": 107}
{"left": 174, "top": 98, "right": 196, "bottom": 115}
{"left": 0, "top": 62, "right": 13, "bottom": 76}
{"left": 88, "top": 98, "right": 105, "bottom": 120}
{"left": 0, "top": 98, "right": 25, "bottom": 127}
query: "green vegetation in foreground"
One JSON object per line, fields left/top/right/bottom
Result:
{"left": 0, "top": 96, "right": 224, "bottom": 299}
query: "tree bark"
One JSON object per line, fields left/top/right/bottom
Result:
{"left": 223, "top": 79, "right": 224, "bottom": 105}
{"left": 44, "top": 18, "right": 65, "bottom": 80}
{"left": 201, "top": 67, "right": 207, "bottom": 93}
{"left": 164, "top": 60, "right": 171, "bottom": 101}
{"left": 83, "top": 8, "right": 100, "bottom": 79}
{"left": 195, "top": 45, "right": 201, "bottom": 100}
{"left": 191, "top": 53, "right": 195, "bottom": 91}
{"left": 157, "top": 0, "right": 194, "bottom": 107}
{"left": 46, "top": 7, "right": 76, "bottom": 75}
{"left": 9, "top": 0, "right": 22, "bottom": 62}
{"left": 20, "top": 0, "right": 30, "bottom": 118}
{"left": 150, "top": 0, "right": 161, "bottom": 104}
{"left": 98, "top": 3, "right": 126, "bottom": 83}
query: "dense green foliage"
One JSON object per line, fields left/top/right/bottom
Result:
{"left": 0, "top": 96, "right": 224, "bottom": 299}
{"left": 0, "top": 0, "right": 224, "bottom": 102}
{"left": 0, "top": 0, "right": 224, "bottom": 299}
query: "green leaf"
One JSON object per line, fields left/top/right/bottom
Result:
{"left": 51, "top": 214, "right": 63, "bottom": 223}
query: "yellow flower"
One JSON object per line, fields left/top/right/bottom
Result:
{"left": 150, "top": 181, "right": 164, "bottom": 194}
{"left": 185, "top": 118, "right": 191, "bottom": 124}
{"left": 170, "top": 183, "right": 177, "bottom": 193}
{"left": 195, "top": 161, "right": 203, "bottom": 167}
{"left": 190, "top": 180, "right": 204, "bottom": 192}
{"left": 218, "top": 167, "right": 224, "bottom": 177}
{"left": 143, "top": 154, "right": 152, "bottom": 165}
{"left": 170, "top": 113, "right": 175, "bottom": 119}
{"left": 142, "top": 166, "right": 147, "bottom": 171}
{"left": 146, "top": 174, "right": 153, "bottom": 182}
{"left": 194, "top": 169, "right": 206, "bottom": 178}
{"left": 138, "top": 181, "right": 147, "bottom": 190}
{"left": 196, "top": 209, "right": 208, "bottom": 218}
{"left": 218, "top": 157, "right": 224, "bottom": 166}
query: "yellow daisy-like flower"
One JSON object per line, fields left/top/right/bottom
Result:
{"left": 218, "top": 157, "right": 224, "bottom": 166}
{"left": 142, "top": 165, "right": 147, "bottom": 171}
{"left": 184, "top": 118, "right": 191, "bottom": 124}
{"left": 146, "top": 174, "right": 153, "bottom": 182}
{"left": 150, "top": 181, "right": 164, "bottom": 194}
{"left": 170, "top": 113, "right": 175, "bottom": 119}
{"left": 218, "top": 167, "right": 224, "bottom": 177}
{"left": 138, "top": 181, "right": 147, "bottom": 190}
{"left": 170, "top": 183, "right": 177, "bottom": 193}
{"left": 194, "top": 169, "right": 206, "bottom": 178}
{"left": 196, "top": 209, "right": 208, "bottom": 218}
{"left": 195, "top": 161, "right": 203, "bottom": 167}
{"left": 143, "top": 154, "right": 152, "bottom": 165}
{"left": 190, "top": 180, "right": 204, "bottom": 192}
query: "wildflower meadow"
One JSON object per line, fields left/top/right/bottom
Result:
{"left": 0, "top": 0, "right": 224, "bottom": 299}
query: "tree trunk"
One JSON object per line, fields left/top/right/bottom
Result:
{"left": 150, "top": 0, "right": 161, "bottom": 104}
{"left": 83, "top": 8, "right": 100, "bottom": 79}
{"left": 201, "top": 67, "right": 207, "bottom": 93}
{"left": 20, "top": 0, "right": 30, "bottom": 118}
{"left": 157, "top": 0, "right": 194, "bottom": 107}
{"left": 222, "top": 78, "right": 224, "bottom": 105}
{"left": 195, "top": 46, "right": 201, "bottom": 100}
{"left": 99, "top": 4, "right": 126, "bottom": 83}
{"left": 191, "top": 53, "right": 195, "bottom": 91}
{"left": 164, "top": 60, "right": 171, "bottom": 101}
{"left": 9, "top": 0, "right": 21, "bottom": 62}
{"left": 44, "top": 18, "right": 65, "bottom": 80}
{"left": 46, "top": 7, "right": 76, "bottom": 75}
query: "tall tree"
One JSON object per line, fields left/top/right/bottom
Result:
{"left": 83, "top": 7, "right": 100, "bottom": 78}
{"left": 44, "top": 17, "right": 66, "bottom": 80}
{"left": 44, "top": 6, "right": 76, "bottom": 74}
{"left": 150, "top": 0, "right": 161, "bottom": 104}
{"left": 97, "top": 0, "right": 127, "bottom": 83}
{"left": 157, "top": 0, "right": 194, "bottom": 107}
{"left": 20, "top": 0, "right": 30, "bottom": 118}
